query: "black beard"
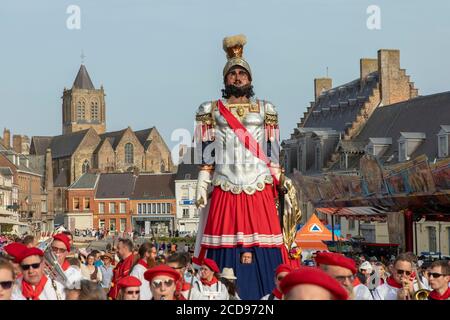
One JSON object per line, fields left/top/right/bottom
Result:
{"left": 222, "top": 84, "right": 255, "bottom": 99}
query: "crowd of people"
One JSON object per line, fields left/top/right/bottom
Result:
{"left": 0, "top": 232, "right": 449, "bottom": 300}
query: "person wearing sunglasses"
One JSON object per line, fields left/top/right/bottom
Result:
{"left": 373, "top": 253, "right": 414, "bottom": 300}
{"left": 116, "top": 275, "right": 142, "bottom": 300}
{"left": 261, "top": 264, "right": 292, "bottom": 300}
{"left": 315, "top": 252, "right": 373, "bottom": 300}
{"left": 51, "top": 233, "right": 82, "bottom": 289}
{"left": 0, "top": 259, "right": 15, "bottom": 300}
{"left": 166, "top": 252, "right": 191, "bottom": 299}
{"left": 428, "top": 260, "right": 450, "bottom": 300}
{"left": 11, "top": 247, "right": 65, "bottom": 300}
{"left": 144, "top": 265, "right": 182, "bottom": 300}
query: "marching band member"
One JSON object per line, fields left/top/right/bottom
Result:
{"left": 116, "top": 276, "right": 142, "bottom": 300}
{"left": 51, "top": 233, "right": 82, "bottom": 288}
{"left": 428, "top": 260, "right": 450, "bottom": 300}
{"left": 280, "top": 267, "right": 349, "bottom": 300}
{"left": 166, "top": 252, "right": 192, "bottom": 299}
{"left": 130, "top": 243, "right": 156, "bottom": 300}
{"left": 261, "top": 264, "right": 292, "bottom": 300}
{"left": 108, "top": 238, "right": 135, "bottom": 300}
{"left": 315, "top": 251, "right": 372, "bottom": 300}
{"left": 373, "top": 253, "right": 414, "bottom": 300}
{"left": 144, "top": 265, "right": 184, "bottom": 300}
{"left": 11, "top": 247, "right": 65, "bottom": 300}
{"left": 189, "top": 258, "right": 229, "bottom": 300}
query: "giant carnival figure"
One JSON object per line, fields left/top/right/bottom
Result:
{"left": 193, "top": 34, "right": 301, "bottom": 300}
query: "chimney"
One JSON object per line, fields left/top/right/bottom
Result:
{"left": 13, "top": 135, "right": 22, "bottom": 154}
{"left": 3, "top": 128, "right": 11, "bottom": 149}
{"left": 378, "top": 49, "right": 401, "bottom": 106}
{"left": 360, "top": 58, "right": 378, "bottom": 81}
{"left": 314, "top": 78, "right": 332, "bottom": 101}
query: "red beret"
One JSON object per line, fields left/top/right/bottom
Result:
{"left": 17, "top": 247, "right": 44, "bottom": 264}
{"left": 280, "top": 267, "right": 349, "bottom": 300}
{"left": 315, "top": 252, "right": 357, "bottom": 274}
{"left": 202, "top": 258, "right": 220, "bottom": 273}
{"left": 275, "top": 264, "right": 293, "bottom": 276}
{"left": 117, "top": 276, "right": 142, "bottom": 289}
{"left": 3, "top": 242, "right": 27, "bottom": 262}
{"left": 52, "top": 233, "right": 71, "bottom": 251}
{"left": 144, "top": 265, "right": 181, "bottom": 282}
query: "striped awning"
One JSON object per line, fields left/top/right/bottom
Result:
{"left": 315, "top": 206, "right": 391, "bottom": 221}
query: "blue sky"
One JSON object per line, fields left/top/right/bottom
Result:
{"left": 1, "top": 0, "right": 450, "bottom": 154}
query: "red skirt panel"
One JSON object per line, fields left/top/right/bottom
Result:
{"left": 201, "top": 184, "right": 283, "bottom": 248}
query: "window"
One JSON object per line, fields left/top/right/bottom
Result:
{"left": 99, "top": 219, "right": 105, "bottom": 229}
{"left": 119, "top": 202, "right": 126, "bottom": 213}
{"left": 152, "top": 203, "right": 156, "bottom": 213}
{"left": 157, "top": 203, "right": 161, "bottom": 213}
{"left": 162, "top": 203, "right": 166, "bottom": 214}
{"left": 91, "top": 101, "right": 99, "bottom": 120}
{"left": 77, "top": 100, "right": 86, "bottom": 120}
{"left": 109, "top": 219, "right": 116, "bottom": 231}
{"left": 73, "top": 198, "right": 80, "bottom": 210}
{"left": 349, "top": 219, "right": 355, "bottom": 230}
{"left": 399, "top": 141, "right": 406, "bottom": 161}
{"left": 138, "top": 204, "right": 142, "bottom": 214}
{"left": 142, "top": 203, "right": 147, "bottom": 214}
{"left": 84, "top": 198, "right": 90, "bottom": 210}
{"left": 41, "top": 200, "right": 47, "bottom": 213}
{"left": 439, "top": 135, "right": 448, "bottom": 158}
{"left": 120, "top": 218, "right": 126, "bottom": 232}
{"left": 167, "top": 203, "right": 171, "bottom": 213}
{"left": 315, "top": 144, "right": 321, "bottom": 171}
{"left": 428, "top": 227, "right": 437, "bottom": 252}
{"left": 99, "top": 202, "right": 105, "bottom": 214}
{"left": 82, "top": 160, "right": 90, "bottom": 174}
{"left": 185, "top": 174, "right": 191, "bottom": 179}
{"left": 183, "top": 208, "right": 189, "bottom": 218}
{"left": 109, "top": 202, "right": 115, "bottom": 214}
{"left": 125, "top": 143, "right": 134, "bottom": 164}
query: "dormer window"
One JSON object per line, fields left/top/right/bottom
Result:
{"left": 398, "top": 132, "right": 426, "bottom": 162}
{"left": 437, "top": 125, "right": 450, "bottom": 158}
{"left": 366, "top": 138, "right": 392, "bottom": 158}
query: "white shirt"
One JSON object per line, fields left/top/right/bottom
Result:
{"left": 189, "top": 279, "right": 229, "bottom": 300}
{"left": 130, "top": 263, "right": 152, "bottom": 300}
{"left": 64, "top": 266, "right": 83, "bottom": 289}
{"left": 12, "top": 276, "right": 66, "bottom": 300}
{"left": 353, "top": 283, "right": 373, "bottom": 300}
{"left": 261, "top": 293, "right": 280, "bottom": 300}
{"left": 373, "top": 282, "right": 399, "bottom": 300}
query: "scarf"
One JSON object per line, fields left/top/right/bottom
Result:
{"left": 200, "top": 276, "right": 218, "bottom": 287}
{"left": 386, "top": 276, "right": 402, "bottom": 289}
{"left": 429, "top": 288, "right": 450, "bottom": 300}
{"left": 61, "top": 260, "right": 70, "bottom": 271}
{"left": 137, "top": 259, "right": 149, "bottom": 269}
{"left": 271, "top": 288, "right": 283, "bottom": 300}
{"left": 22, "top": 275, "right": 48, "bottom": 300}
{"left": 353, "top": 277, "right": 361, "bottom": 286}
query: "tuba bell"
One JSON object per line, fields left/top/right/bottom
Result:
{"left": 38, "top": 238, "right": 69, "bottom": 286}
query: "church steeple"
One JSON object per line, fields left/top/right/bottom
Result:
{"left": 73, "top": 64, "right": 95, "bottom": 90}
{"left": 62, "top": 64, "right": 106, "bottom": 135}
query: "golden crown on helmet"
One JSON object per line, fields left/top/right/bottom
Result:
{"left": 222, "top": 34, "right": 252, "bottom": 81}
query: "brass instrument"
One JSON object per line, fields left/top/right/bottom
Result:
{"left": 412, "top": 267, "right": 430, "bottom": 300}
{"left": 38, "top": 238, "right": 69, "bottom": 295}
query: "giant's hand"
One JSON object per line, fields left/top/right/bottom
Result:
{"left": 195, "top": 170, "right": 212, "bottom": 209}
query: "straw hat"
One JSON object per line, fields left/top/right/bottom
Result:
{"left": 221, "top": 267, "right": 237, "bottom": 280}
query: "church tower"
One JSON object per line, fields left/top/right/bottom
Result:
{"left": 62, "top": 64, "right": 106, "bottom": 135}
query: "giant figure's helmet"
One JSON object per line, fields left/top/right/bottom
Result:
{"left": 222, "top": 34, "right": 252, "bottom": 81}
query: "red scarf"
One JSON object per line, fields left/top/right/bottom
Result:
{"left": 271, "top": 288, "right": 282, "bottom": 300}
{"left": 177, "top": 279, "right": 191, "bottom": 292}
{"left": 429, "top": 288, "right": 450, "bottom": 300}
{"left": 353, "top": 277, "right": 361, "bottom": 286}
{"left": 22, "top": 275, "right": 48, "bottom": 300}
{"left": 137, "top": 259, "right": 148, "bottom": 269}
{"left": 386, "top": 276, "right": 402, "bottom": 289}
{"left": 61, "top": 260, "right": 70, "bottom": 271}
{"left": 200, "top": 276, "right": 218, "bottom": 287}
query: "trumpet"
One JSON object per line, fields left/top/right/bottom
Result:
{"left": 412, "top": 267, "right": 430, "bottom": 300}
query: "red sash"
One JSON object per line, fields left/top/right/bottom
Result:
{"left": 108, "top": 254, "right": 135, "bottom": 300}
{"left": 22, "top": 275, "right": 48, "bottom": 300}
{"left": 61, "top": 260, "right": 70, "bottom": 271}
{"left": 217, "top": 99, "right": 280, "bottom": 188}
{"left": 200, "top": 276, "right": 218, "bottom": 287}
{"left": 271, "top": 288, "right": 283, "bottom": 299}
{"left": 429, "top": 288, "right": 450, "bottom": 300}
{"left": 137, "top": 259, "right": 149, "bottom": 269}
{"left": 386, "top": 276, "right": 402, "bottom": 289}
